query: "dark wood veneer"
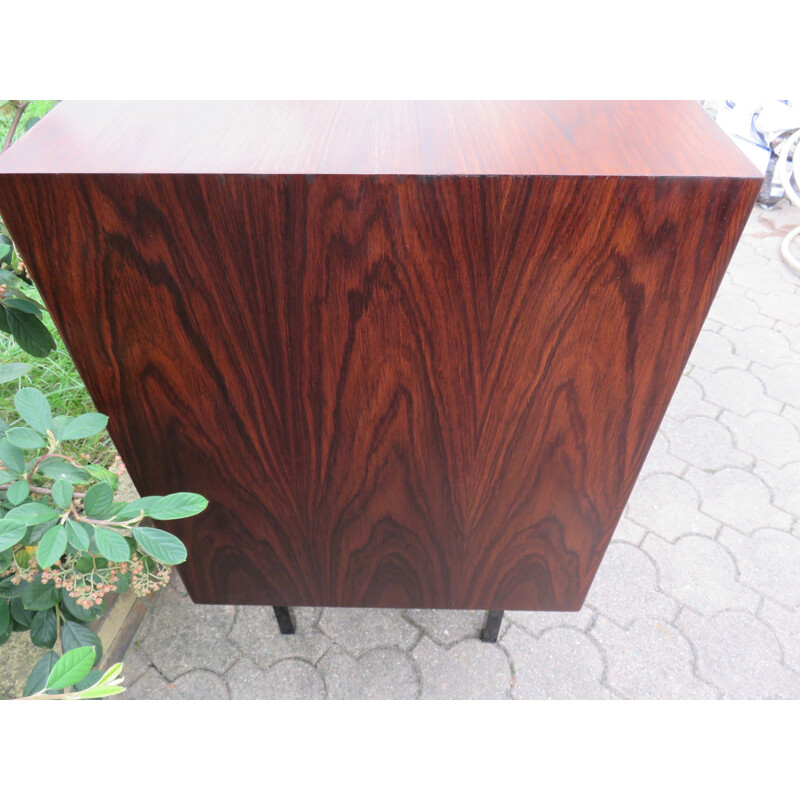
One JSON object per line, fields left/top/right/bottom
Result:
{"left": 0, "top": 102, "right": 761, "bottom": 611}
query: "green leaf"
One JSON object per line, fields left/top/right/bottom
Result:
{"left": 83, "top": 482, "right": 114, "bottom": 518}
{"left": 94, "top": 527, "right": 131, "bottom": 562}
{"left": 49, "top": 415, "right": 68, "bottom": 441}
{"left": 5, "top": 501, "right": 59, "bottom": 525}
{"left": 30, "top": 608, "right": 57, "bottom": 648}
{"left": 0, "top": 548, "right": 12, "bottom": 572}
{"left": 113, "top": 498, "right": 157, "bottom": 521}
{"left": 0, "top": 626, "right": 11, "bottom": 646}
{"left": 52, "top": 479, "right": 74, "bottom": 510}
{"left": 5, "top": 479, "right": 30, "bottom": 505}
{"left": 21, "top": 578, "right": 59, "bottom": 610}
{"left": 65, "top": 518, "right": 91, "bottom": 550}
{"left": 23, "top": 115, "right": 40, "bottom": 132}
{"left": 78, "top": 683, "right": 126, "bottom": 699}
{"left": 115, "top": 570, "right": 131, "bottom": 594}
{"left": 37, "top": 525, "right": 68, "bottom": 568}
{"left": 85, "top": 464, "right": 119, "bottom": 491}
{"left": 38, "top": 458, "right": 91, "bottom": 483}
{"left": 60, "top": 589, "right": 105, "bottom": 622}
{"left": 75, "top": 555, "right": 94, "bottom": 572}
{"left": 73, "top": 668, "right": 104, "bottom": 692}
{"left": 3, "top": 296, "right": 42, "bottom": 317}
{"left": 27, "top": 518, "right": 57, "bottom": 546}
{"left": 0, "top": 362, "right": 31, "bottom": 384}
{"left": 46, "top": 645, "right": 96, "bottom": 690}
{"left": 61, "top": 621, "right": 102, "bottom": 666}
{"left": 4, "top": 427, "right": 46, "bottom": 450}
{"left": 0, "top": 519, "right": 27, "bottom": 550}
{"left": 133, "top": 526, "right": 187, "bottom": 565}
{"left": 0, "top": 241, "right": 10, "bottom": 262}
{"left": 13, "top": 387, "right": 52, "bottom": 434}
{"left": 0, "top": 437, "right": 25, "bottom": 475}
{"left": 24, "top": 651, "right": 59, "bottom": 696}
{"left": 0, "top": 600, "right": 9, "bottom": 636}
{"left": 96, "top": 661, "right": 124, "bottom": 686}
{"left": 9, "top": 596, "right": 34, "bottom": 628}
{"left": 139, "top": 492, "right": 208, "bottom": 520}
{"left": 59, "top": 413, "right": 109, "bottom": 441}
{"left": 6, "top": 309, "right": 56, "bottom": 357}
{"left": 0, "top": 576, "right": 25, "bottom": 598}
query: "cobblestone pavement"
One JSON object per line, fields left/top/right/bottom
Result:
{"left": 120, "top": 202, "right": 800, "bottom": 700}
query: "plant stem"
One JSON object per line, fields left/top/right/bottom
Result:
{"left": 77, "top": 515, "right": 139, "bottom": 530}
{"left": 2, "top": 101, "right": 29, "bottom": 153}
{"left": 54, "top": 603, "right": 62, "bottom": 654}
{"left": 0, "top": 483, "right": 86, "bottom": 500}
{"left": 28, "top": 452, "right": 83, "bottom": 480}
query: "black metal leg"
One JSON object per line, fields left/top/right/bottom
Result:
{"left": 272, "top": 606, "right": 296, "bottom": 635}
{"left": 480, "top": 610, "right": 504, "bottom": 643}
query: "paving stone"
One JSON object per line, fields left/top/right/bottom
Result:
{"left": 226, "top": 656, "right": 326, "bottom": 699}
{"left": 752, "top": 460, "right": 800, "bottom": 519}
{"left": 318, "top": 646, "right": 419, "bottom": 699}
{"left": 507, "top": 605, "right": 595, "bottom": 637}
{"left": 686, "top": 329, "right": 749, "bottom": 371}
{"left": 691, "top": 366, "right": 781, "bottom": 415}
{"left": 591, "top": 616, "right": 716, "bottom": 699}
{"left": 502, "top": 625, "right": 613, "bottom": 700}
{"left": 318, "top": 608, "right": 418, "bottom": 656}
{"left": 666, "top": 415, "right": 751, "bottom": 470}
{"left": 720, "top": 325, "right": 796, "bottom": 368}
{"left": 706, "top": 294, "right": 773, "bottom": 330}
{"left": 124, "top": 667, "right": 230, "bottom": 700}
{"left": 759, "top": 600, "right": 800, "bottom": 673}
{"left": 663, "top": 374, "right": 719, "bottom": 420}
{"left": 774, "top": 319, "right": 800, "bottom": 354}
{"left": 718, "top": 527, "right": 800, "bottom": 607}
{"left": 747, "top": 288, "right": 800, "bottom": 326}
{"left": 228, "top": 606, "right": 331, "bottom": 668}
{"left": 583, "top": 542, "right": 677, "bottom": 627}
{"left": 610, "top": 514, "right": 647, "bottom": 546}
{"left": 638, "top": 430, "right": 686, "bottom": 478}
{"left": 642, "top": 535, "right": 759, "bottom": 616}
{"left": 135, "top": 586, "right": 238, "bottom": 681}
{"left": 626, "top": 473, "right": 719, "bottom": 541}
{"left": 728, "top": 251, "right": 793, "bottom": 295}
{"left": 762, "top": 363, "right": 800, "bottom": 408}
{"left": 782, "top": 404, "right": 800, "bottom": 435}
{"left": 686, "top": 467, "right": 792, "bottom": 533}
{"left": 719, "top": 410, "right": 800, "bottom": 467}
{"left": 677, "top": 608, "right": 800, "bottom": 699}
{"left": 404, "top": 609, "right": 495, "bottom": 646}
{"left": 412, "top": 636, "right": 512, "bottom": 699}
{"left": 119, "top": 642, "right": 152, "bottom": 687}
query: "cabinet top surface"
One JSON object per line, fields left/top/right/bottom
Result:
{"left": 0, "top": 100, "right": 760, "bottom": 179}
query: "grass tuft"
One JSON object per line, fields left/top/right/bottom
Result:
{"left": 1, "top": 285, "right": 117, "bottom": 467}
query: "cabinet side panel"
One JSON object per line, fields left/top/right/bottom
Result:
{"left": 0, "top": 173, "right": 758, "bottom": 609}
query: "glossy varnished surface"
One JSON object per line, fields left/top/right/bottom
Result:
{"left": 0, "top": 100, "right": 761, "bottom": 178}
{"left": 0, "top": 162, "right": 760, "bottom": 609}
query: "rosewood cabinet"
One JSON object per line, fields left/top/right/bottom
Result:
{"left": 0, "top": 101, "right": 761, "bottom": 622}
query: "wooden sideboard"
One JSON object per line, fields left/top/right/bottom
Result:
{"left": 0, "top": 101, "right": 761, "bottom": 619}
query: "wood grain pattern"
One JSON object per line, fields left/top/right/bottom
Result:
{"left": 0, "top": 100, "right": 761, "bottom": 178}
{"left": 0, "top": 102, "right": 761, "bottom": 611}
